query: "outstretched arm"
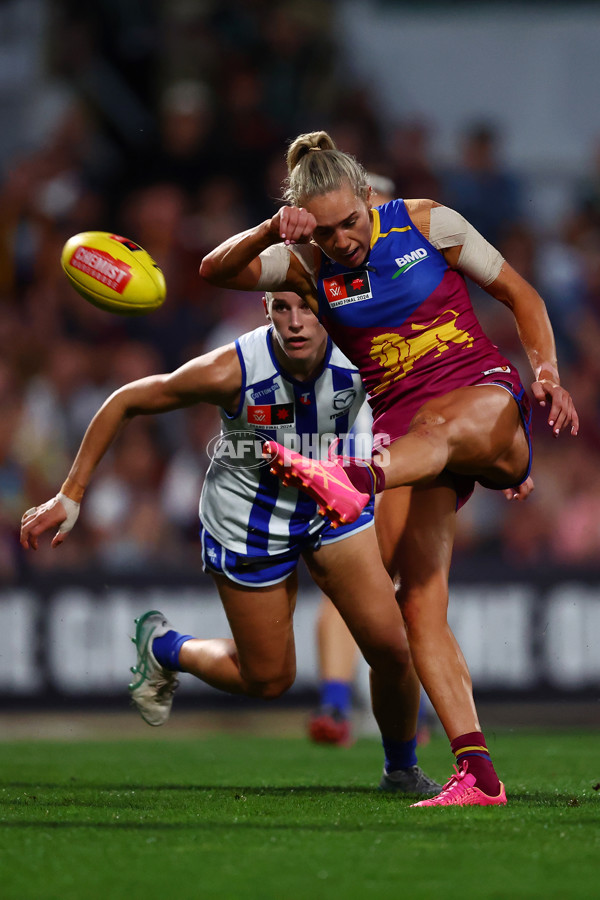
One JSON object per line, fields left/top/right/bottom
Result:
{"left": 20, "top": 345, "right": 242, "bottom": 550}
{"left": 483, "top": 263, "right": 578, "bottom": 437}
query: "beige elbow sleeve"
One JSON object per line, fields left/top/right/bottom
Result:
{"left": 255, "top": 244, "right": 291, "bottom": 290}
{"left": 429, "top": 206, "right": 504, "bottom": 287}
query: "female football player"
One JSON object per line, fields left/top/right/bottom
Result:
{"left": 199, "top": 131, "right": 578, "bottom": 806}
{"left": 20, "top": 290, "right": 440, "bottom": 798}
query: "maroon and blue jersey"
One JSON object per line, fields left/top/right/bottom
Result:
{"left": 315, "top": 199, "right": 531, "bottom": 450}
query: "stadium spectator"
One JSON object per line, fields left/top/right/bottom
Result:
{"left": 441, "top": 120, "right": 522, "bottom": 247}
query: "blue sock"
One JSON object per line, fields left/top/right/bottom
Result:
{"left": 152, "top": 630, "right": 194, "bottom": 671}
{"left": 382, "top": 736, "right": 418, "bottom": 773}
{"left": 320, "top": 680, "right": 352, "bottom": 715}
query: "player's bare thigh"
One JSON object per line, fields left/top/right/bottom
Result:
{"left": 403, "top": 384, "right": 529, "bottom": 485}
{"left": 210, "top": 571, "right": 298, "bottom": 684}
{"left": 303, "top": 527, "right": 410, "bottom": 665}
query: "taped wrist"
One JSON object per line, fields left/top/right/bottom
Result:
{"left": 535, "top": 362, "right": 560, "bottom": 384}
{"left": 56, "top": 492, "right": 81, "bottom": 534}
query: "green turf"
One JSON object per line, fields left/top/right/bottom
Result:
{"left": 1, "top": 730, "right": 598, "bottom": 899}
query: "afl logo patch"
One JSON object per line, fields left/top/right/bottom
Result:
{"left": 247, "top": 402, "right": 295, "bottom": 427}
{"left": 323, "top": 270, "right": 372, "bottom": 308}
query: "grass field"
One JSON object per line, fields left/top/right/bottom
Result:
{"left": 1, "top": 725, "right": 598, "bottom": 900}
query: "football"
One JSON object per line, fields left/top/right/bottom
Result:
{"left": 60, "top": 231, "right": 166, "bottom": 315}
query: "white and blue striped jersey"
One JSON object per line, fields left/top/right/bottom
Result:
{"left": 199, "top": 325, "right": 368, "bottom": 556}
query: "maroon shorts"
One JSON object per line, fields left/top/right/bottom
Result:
{"left": 372, "top": 373, "right": 533, "bottom": 509}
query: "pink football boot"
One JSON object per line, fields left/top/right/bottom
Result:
{"left": 410, "top": 761, "right": 507, "bottom": 807}
{"left": 262, "top": 440, "right": 371, "bottom": 528}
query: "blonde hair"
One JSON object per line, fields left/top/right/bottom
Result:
{"left": 284, "top": 131, "right": 370, "bottom": 206}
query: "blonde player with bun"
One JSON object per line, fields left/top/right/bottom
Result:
{"left": 20, "top": 289, "right": 441, "bottom": 798}
{"left": 308, "top": 172, "right": 412, "bottom": 748}
{"left": 200, "top": 130, "right": 578, "bottom": 807}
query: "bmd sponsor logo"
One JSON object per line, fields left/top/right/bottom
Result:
{"left": 392, "top": 248, "right": 428, "bottom": 279}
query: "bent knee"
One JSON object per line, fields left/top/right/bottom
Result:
{"left": 385, "top": 642, "right": 413, "bottom": 673}
{"left": 361, "top": 631, "right": 413, "bottom": 676}
{"left": 399, "top": 585, "right": 449, "bottom": 636}
{"left": 243, "top": 673, "right": 295, "bottom": 700}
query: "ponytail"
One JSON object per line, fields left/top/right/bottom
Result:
{"left": 284, "top": 130, "right": 369, "bottom": 206}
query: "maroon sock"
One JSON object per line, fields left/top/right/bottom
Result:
{"left": 450, "top": 731, "right": 501, "bottom": 796}
{"left": 342, "top": 459, "right": 386, "bottom": 496}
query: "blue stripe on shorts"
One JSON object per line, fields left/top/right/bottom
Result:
{"left": 199, "top": 497, "right": 374, "bottom": 588}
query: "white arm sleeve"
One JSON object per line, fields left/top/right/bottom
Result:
{"left": 255, "top": 242, "right": 318, "bottom": 290}
{"left": 429, "top": 205, "right": 504, "bottom": 287}
{"left": 56, "top": 492, "right": 81, "bottom": 533}
{"left": 255, "top": 244, "right": 291, "bottom": 290}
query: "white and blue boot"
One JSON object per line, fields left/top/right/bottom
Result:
{"left": 129, "top": 610, "right": 179, "bottom": 726}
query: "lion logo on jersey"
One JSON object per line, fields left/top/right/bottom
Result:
{"left": 370, "top": 309, "right": 474, "bottom": 395}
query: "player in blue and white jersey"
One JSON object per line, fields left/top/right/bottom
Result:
{"left": 20, "top": 291, "right": 441, "bottom": 797}
{"left": 198, "top": 295, "right": 371, "bottom": 567}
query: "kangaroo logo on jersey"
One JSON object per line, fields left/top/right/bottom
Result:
{"left": 392, "top": 248, "right": 428, "bottom": 279}
{"left": 247, "top": 403, "right": 295, "bottom": 427}
{"left": 323, "top": 270, "right": 372, "bottom": 308}
{"left": 369, "top": 309, "right": 474, "bottom": 395}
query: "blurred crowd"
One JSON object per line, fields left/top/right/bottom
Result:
{"left": 2, "top": 0, "right": 600, "bottom": 580}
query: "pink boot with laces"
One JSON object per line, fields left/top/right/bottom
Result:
{"left": 410, "top": 761, "right": 507, "bottom": 807}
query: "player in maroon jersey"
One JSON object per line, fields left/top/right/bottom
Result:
{"left": 200, "top": 131, "right": 578, "bottom": 806}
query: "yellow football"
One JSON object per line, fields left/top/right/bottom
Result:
{"left": 60, "top": 231, "right": 166, "bottom": 315}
